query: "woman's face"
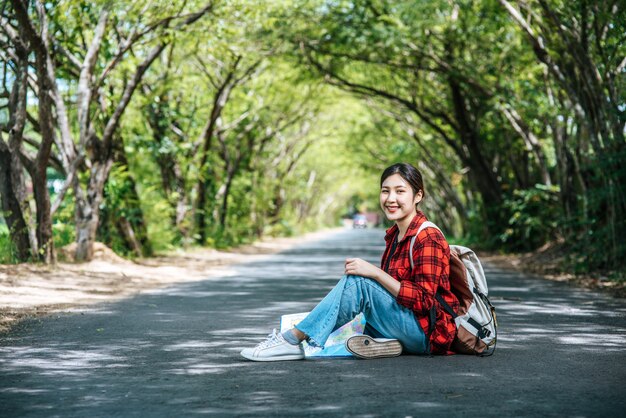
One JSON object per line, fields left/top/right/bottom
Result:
{"left": 380, "top": 174, "right": 422, "bottom": 223}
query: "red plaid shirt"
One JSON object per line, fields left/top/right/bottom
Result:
{"left": 381, "top": 211, "right": 459, "bottom": 355}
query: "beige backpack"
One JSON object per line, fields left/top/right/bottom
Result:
{"left": 411, "top": 222, "right": 498, "bottom": 356}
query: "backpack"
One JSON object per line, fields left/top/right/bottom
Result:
{"left": 410, "top": 222, "right": 498, "bottom": 356}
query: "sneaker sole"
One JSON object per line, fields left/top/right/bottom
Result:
{"left": 240, "top": 352, "right": 304, "bottom": 362}
{"left": 346, "top": 336, "right": 403, "bottom": 359}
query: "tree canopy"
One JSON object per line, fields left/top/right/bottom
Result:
{"left": 1, "top": 0, "right": 624, "bottom": 275}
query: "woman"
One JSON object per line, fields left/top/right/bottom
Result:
{"left": 241, "top": 162, "right": 459, "bottom": 361}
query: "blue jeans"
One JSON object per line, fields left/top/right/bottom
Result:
{"left": 295, "top": 275, "right": 429, "bottom": 354}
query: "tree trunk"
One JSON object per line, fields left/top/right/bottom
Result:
{"left": 10, "top": 0, "right": 57, "bottom": 263}
{"left": 0, "top": 48, "right": 32, "bottom": 260}
{"left": 73, "top": 44, "right": 165, "bottom": 261}
{"left": 116, "top": 216, "right": 143, "bottom": 258}
{"left": 499, "top": 104, "right": 552, "bottom": 186}
{"left": 143, "top": 94, "right": 189, "bottom": 238}
{"left": 219, "top": 173, "right": 235, "bottom": 229}
{"left": 448, "top": 79, "right": 503, "bottom": 207}
{"left": 194, "top": 88, "right": 229, "bottom": 243}
{"left": 31, "top": 171, "right": 55, "bottom": 263}
{"left": 268, "top": 184, "right": 285, "bottom": 225}
{"left": 195, "top": 181, "right": 209, "bottom": 244}
{"left": 174, "top": 185, "right": 189, "bottom": 238}
{"left": 74, "top": 160, "right": 113, "bottom": 261}
{"left": 0, "top": 143, "right": 31, "bottom": 260}
{"left": 112, "top": 139, "right": 153, "bottom": 256}
{"left": 192, "top": 58, "right": 245, "bottom": 243}
{"left": 501, "top": 0, "right": 626, "bottom": 264}
{"left": 31, "top": 58, "right": 56, "bottom": 262}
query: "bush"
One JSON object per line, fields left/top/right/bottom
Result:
{"left": 498, "top": 184, "right": 561, "bottom": 251}
{"left": 0, "top": 223, "right": 18, "bottom": 264}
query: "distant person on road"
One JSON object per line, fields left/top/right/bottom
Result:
{"left": 241, "top": 162, "right": 459, "bottom": 361}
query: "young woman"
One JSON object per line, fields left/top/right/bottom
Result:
{"left": 241, "top": 162, "right": 459, "bottom": 361}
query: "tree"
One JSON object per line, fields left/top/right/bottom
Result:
{"left": 41, "top": 1, "right": 211, "bottom": 261}
{"left": 280, "top": 0, "right": 552, "bottom": 238}
{"left": 0, "top": 30, "right": 32, "bottom": 260}
{"left": 1, "top": 0, "right": 61, "bottom": 262}
{"left": 499, "top": 0, "right": 626, "bottom": 267}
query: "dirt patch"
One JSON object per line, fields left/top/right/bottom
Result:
{"left": 0, "top": 228, "right": 341, "bottom": 334}
{"left": 480, "top": 241, "right": 625, "bottom": 298}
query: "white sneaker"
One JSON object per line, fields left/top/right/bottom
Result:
{"left": 240, "top": 329, "right": 305, "bottom": 361}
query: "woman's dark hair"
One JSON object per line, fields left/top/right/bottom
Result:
{"left": 380, "top": 163, "right": 425, "bottom": 204}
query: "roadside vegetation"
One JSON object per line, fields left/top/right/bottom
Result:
{"left": 1, "top": 0, "right": 624, "bottom": 283}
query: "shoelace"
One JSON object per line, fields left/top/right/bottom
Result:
{"left": 256, "top": 329, "right": 282, "bottom": 349}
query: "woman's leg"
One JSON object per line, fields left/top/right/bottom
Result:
{"left": 295, "top": 275, "right": 429, "bottom": 354}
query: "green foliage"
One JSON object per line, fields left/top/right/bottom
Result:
{"left": 51, "top": 185, "right": 76, "bottom": 251}
{"left": 498, "top": 185, "right": 561, "bottom": 251}
{"left": 564, "top": 149, "right": 626, "bottom": 274}
{"left": 1, "top": 0, "right": 623, "bottom": 282}
{"left": 137, "top": 185, "right": 179, "bottom": 254}
{"left": 52, "top": 216, "right": 75, "bottom": 251}
{"left": 0, "top": 223, "right": 18, "bottom": 264}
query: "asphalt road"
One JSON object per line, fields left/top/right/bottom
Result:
{"left": 1, "top": 228, "right": 625, "bottom": 417}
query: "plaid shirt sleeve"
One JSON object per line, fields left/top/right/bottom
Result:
{"left": 396, "top": 236, "right": 447, "bottom": 314}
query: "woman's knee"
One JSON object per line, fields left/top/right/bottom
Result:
{"left": 345, "top": 275, "right": 387, "bottom": 292}
{"left": 343, "top": 276, "right": 393, "bottom": 304}
{"left": 345, "top": 274, "right": 367, "bottom": 281}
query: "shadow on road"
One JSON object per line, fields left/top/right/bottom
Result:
{"left": 1, "top": 229, "right": 625, "bottom": 416}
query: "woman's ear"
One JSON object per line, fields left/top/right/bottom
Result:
{"left": 414, "top": 190, "right": 423, "bottom": 206}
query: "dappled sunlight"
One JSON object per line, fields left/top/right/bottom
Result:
{"left": 164, "top": 340, "right": 220, "bottom": 351}
{"left": 454, "top": 372, "right": 484, "bottom": 377}
{"left": 0, "top": 345, "right": 129, "bottom": 377}
{"left": 557, "top": 334, "right": 626, "bottom": 348}
{"left": 0, "top": 388, "right": 48, "bottom": 394}
{"left": 504, "top": 302, "right": 596, "bottom": 317}
{"left": 309, "top": 404, "right": 343, "bottom": 411}
{"left": 411, "top": 401, "right": 446, "bottom": 408}
{"left": 0, "top": 0, "right": 622, "bottom": 413}
{"left": 0, "top": 230, "right": 624, "bottom": 416}
{"left": 208, "top": 327, "right": 267, "bottom": 336}
{"left": 144, "top": 289, "right": 251, "bottom": 298}
{"left": 166, "top": 362, "right": 252, "bottom": 376}
{"left": 489, "top": 286, "right": 532, "bottom": 293}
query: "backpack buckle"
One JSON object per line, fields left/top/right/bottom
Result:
{"left": 477, "top": 327, "right": 491, "bottom": 339}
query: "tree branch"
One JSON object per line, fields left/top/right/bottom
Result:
{"left": 101, "top": 43, "right": 167, "bottom": 151}
{"left": 77, "top": 7, "right": 110, "bottom": 148}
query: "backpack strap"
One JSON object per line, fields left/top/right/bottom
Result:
{"left": 409, "top": 221, "right": 445, "bottom": 338}
{"left": 435, "top": 292, "right": 458, "bottom": 319}
{"left": 409, "top": 221, "right": 443, "bottom": 271}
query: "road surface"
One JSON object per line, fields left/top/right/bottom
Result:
{"left": 1, "top": 228, "right": 625, "bottom": 416}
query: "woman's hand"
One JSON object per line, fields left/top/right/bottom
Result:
{"left": 344, "top": 258, "right": 381, "bottom": 281}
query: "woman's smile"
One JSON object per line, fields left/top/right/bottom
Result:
{"left": 380, "top": 174, "right": 421, "bottom": 224}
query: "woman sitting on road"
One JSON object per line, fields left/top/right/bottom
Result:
{"left": 241, "top": 162, "right": 459, "bottom": 361}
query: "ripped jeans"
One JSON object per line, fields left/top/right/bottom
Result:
{"left": 294, "top": 275, "right": 429, "bottom": 354}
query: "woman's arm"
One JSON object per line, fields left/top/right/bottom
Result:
{"left": 395, "top": 239, "right": 446, "bottom": 314}
{"left": 344, "top": 258, "right": 401, "bottom": 297}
